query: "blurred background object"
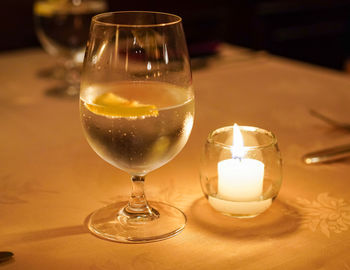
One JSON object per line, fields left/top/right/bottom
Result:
{"left": 1, "top": 0, "right": 350, "bottom": 71}
{"left": 34, "top": 0, "right": 107, "bottom": 66}
{"left": 33, "top": 0, "right": 108, "bottom": 96}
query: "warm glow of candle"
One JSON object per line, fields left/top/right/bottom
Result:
{"left": 217, "top": 124, "right": 265, "bottom": 201}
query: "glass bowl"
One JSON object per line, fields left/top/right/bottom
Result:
{"left": 200, "top": 125, "right": 282, "bottom": 218}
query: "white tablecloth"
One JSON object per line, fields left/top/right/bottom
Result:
{"left": 1, "top": 44, "right": 350, "bottom": 269}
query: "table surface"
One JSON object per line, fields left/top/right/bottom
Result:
{"left": 1, "top": 44, "right": 350, "bottom": 269}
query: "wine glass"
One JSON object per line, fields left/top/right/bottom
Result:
{"left": 80, "top": 11, "right": 194, "bottom": 243}
{"left": 33, "top": 0, "right": 108, "bottom": 96}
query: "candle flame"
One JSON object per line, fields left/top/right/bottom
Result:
{"left": 232, "top": 123, "right": 245, "bottom": 158}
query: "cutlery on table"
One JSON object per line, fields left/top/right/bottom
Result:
{"left": 0, "top": 252, "right": 14, "bottom": 263}
{"left": 309, "top": 110, "right": 350, "bottom": 131}
{"left": 303, "top": 144, "right": 350, "bottom": 164}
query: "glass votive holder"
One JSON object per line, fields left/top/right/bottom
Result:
{"left": 200, "top": 125, "right": 282, "bottom": 218}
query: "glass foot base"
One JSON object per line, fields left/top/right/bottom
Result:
{"left": 87, "top": 201, "right": 186, "bottom": 243}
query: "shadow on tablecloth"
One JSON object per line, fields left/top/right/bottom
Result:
{"left": 188, "top": 197, "right": 300, "bottom": 240}
{"left": 1, "top": 224, "right": 88, "bottom": 245}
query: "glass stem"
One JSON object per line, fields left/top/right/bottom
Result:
{"left": 124, "top": 175, "right": 159, "bottom": 219}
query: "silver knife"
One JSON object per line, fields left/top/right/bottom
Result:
{"left": 303, "top": 144, "right": 350, "bottom": 164}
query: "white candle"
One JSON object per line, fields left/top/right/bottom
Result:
{"left": 217, "top": 158, "right": 264, "bottom": 201}
{"left": 217, "top": 123, "right": 265, "bottom": 201}
{"left": 208, "top": 124, "right": 270, "bottom": 216}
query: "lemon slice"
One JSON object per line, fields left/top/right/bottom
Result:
{"left": 85, "top": 92, "right": 159, "bottom": 118}
{"left": 34, "top": 0, "right": 67, "bottom": 17}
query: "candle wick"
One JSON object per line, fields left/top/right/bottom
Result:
{"left": 233, "top": 156, "right": 242, "bottom": 162}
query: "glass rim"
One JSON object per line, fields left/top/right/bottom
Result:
{"left": 207, "top": 125, "right": 278, "bottom": 150}
{"left": 92, "top": 11, "right": 182, "bottom": 28}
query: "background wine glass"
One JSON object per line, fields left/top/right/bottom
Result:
{"left": 33, "top": 0, "right": 107, "bottom": 96}
{"left": 80, "top": 11, "right": 194, "bottom": 243}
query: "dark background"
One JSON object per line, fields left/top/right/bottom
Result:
{"left": 2, "top": 0, "right": 350, "bottom": 70}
